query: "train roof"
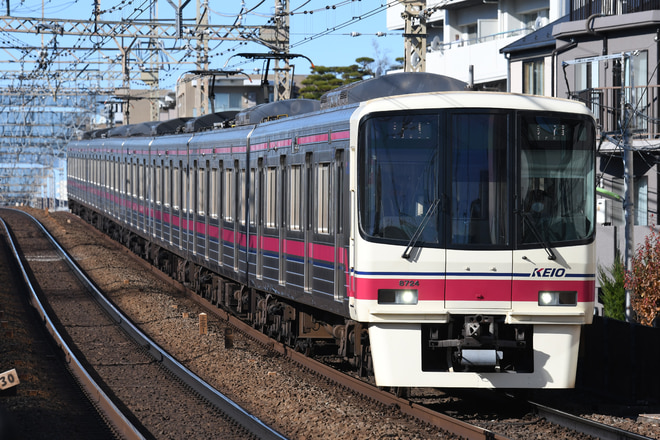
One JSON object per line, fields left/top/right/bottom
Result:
{"left": 106, "top": 118, "right": 191, "bottom": 137}
{"left": 234, "top": 99, "right": 320, "bottom": 126}
{"left": 184, "top": 111, "right": 238, "bottom": 132}
{"left": 320, "top": 72, "right": 467, "bottom": 109}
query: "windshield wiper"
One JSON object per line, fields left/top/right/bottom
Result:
{"left": 402, "top": 198, "right": 441, "bottom": 260}
{"left": 517, "top": 211, "right": 556, "bottom": 260}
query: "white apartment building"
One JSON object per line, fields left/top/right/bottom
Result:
{"left": 387, "top": 0, "right": 569, "bottom": 89}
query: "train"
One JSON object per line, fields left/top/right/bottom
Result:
{"left": 67, "top": 72, "right": 596, "bottom": 389}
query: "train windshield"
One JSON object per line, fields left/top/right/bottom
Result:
{"left": 358, "top": 110, "right": 595, "bottom": 249}
{"left": 519, "top": 114, "right": 595, "bottom": 246}
{"left": 359, "top": 114, "right": 441, "bottom": 245}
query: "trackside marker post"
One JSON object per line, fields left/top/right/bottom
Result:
{"left": 0, "top": 369, "right": 19, "bottom": 390}
{"left": 199, "top": 313, "right": 208, "bottom": 335}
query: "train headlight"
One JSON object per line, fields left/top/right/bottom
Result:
{"left": 378, "top": 289, "right": 418, "bottom": 305}
{"left": 538, "top": 291, "right": 577, "bottom": 306}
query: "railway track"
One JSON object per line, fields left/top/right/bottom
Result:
{"left": 0, "top": 208, "right": 285, "bottom": 440}
{"left": 9, "top": 207, "right": 659, "bottom": 440}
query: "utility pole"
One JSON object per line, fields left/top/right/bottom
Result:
{"left": 621, "top": 53, "right": 636, "bottom": 323}
{"left": 564, "top": 52, "right": 636, "bottom": 322}
{"left": 402, "top": 0, "right": 427, "bottom": 72}
{"left": 196, "top": 0, "right": 209, "bottom": 114}
{"left": 273, "top": 0, "right": 291, "bottom": 101}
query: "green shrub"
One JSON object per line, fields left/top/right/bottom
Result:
{"left": 598, "top": 252, "right": 626, "bottom": 321}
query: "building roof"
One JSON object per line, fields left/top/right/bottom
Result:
{"left": 500, "top": 15, "right": 570, "bottom": 57}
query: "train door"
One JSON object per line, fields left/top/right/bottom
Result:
{"left": 139, "top": 160, "right": 146, "bottom": 232}
{"left": 203, "top": 161, "right": 210, "bottom": 260}
{"left": 132, "top": 158, "right": 137, "bottom": 228}
{"left": 217, "top": 161, "right": 224, "bottom": 267}
{"left": 334, "top": 150, "right": 346, "bottom": 301}
{"left": 303, "top": 154, "right": 312, "bottom": 292}
{"left": 223, "top": 164, "right": 234, "bottom": 268}
{"left": 112, "top": 157, "right": 119, "bottom": 220}
{"left": 444, "top": 112, "right": 512, "bottom": 310}
{"left": 182, "top": 160, "right": 191, "bottom": 252}
{"left": 233, "top": 161, "right": 241, "bottom": 273}
{"left": 192, "top": 160, "right": 199, "bottom": 255}
{"left": 163, "top": 161, "right": 171, "bottom": 244}
{"left": 255, "top": 159, "right": 263, "bottom": 279}
{"left": 152, "top": 160, "right": 158, "bottom": 238}
{"left": 120, "top": 156, "right": 127, "bottom": 226}
{"left": 172, "top": 164, "right": 178, "bottom": 247}
{"left": 278, "top": 156, "right": 286, "bottom": 285}
{"left": 237, "top": 162, "right": 249, "bottom": 284}
{"left": 247, "top": 165, "right": 257, "bottom": 277}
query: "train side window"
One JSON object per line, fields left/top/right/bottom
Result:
{"left": 317, "top": 163, "right": 330, "bottom": 234}
{"left": 173, "top": 166, "right": 180, "bottom": 210}
{"left": 121, "top": 159, "right": 127, "bottom": 196}
{"left": 164, "top": 164, "right": 171, "bottom": 207}
{"left": 131, "top": 162, "right": 137, "bottom": 198}
{"left": 224, "top": 168, "right": 234, "bottom": 221}
{"left": 128, "top": 161, "right": 135, "bottom": 197}
{"left": 156, "top": 164, "right": 161, "bottom": 205}
{"left": 239, "top": 169, "right": 246, "bottom": 225}
{"left": 210, "top": 168, "right": 218, "bottom": 218}
{"left": 182, "top": 165, "right": 189, "bottom": 213}
{"left": 139, "top": 162, "right": 145, "bottom": 200}
{"left": 198, "top": 166, "right": 206, "bottom": 216}
{"left": 265, "top": 167, "right": 277, "bottom": 228}
{"left": 289, "top": 165, "right": 301, "bottom": 231}
{"left": 249, "top": 168, "right": 256, "bottom": 226}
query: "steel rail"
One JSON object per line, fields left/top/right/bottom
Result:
{"left": 0, "top": 211, "right": 145, "bottom": 440}
{"left": 192, "top": 296, "right": 510, "bottom": 440}
{"left": 15, "top": 209, "right": 288, "bottom": 440}
{"left": 531, "top": 401, "right": 656, "bottom": 440}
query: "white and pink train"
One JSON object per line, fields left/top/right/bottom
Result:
{"left": 68, "top": 73, "right": 596, "bottom": 388}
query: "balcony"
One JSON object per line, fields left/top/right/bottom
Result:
{"left": 570, "top": 85, "right": 660, "bottom": 141}
{"left": 571, "top": 0, "right": 660, "bottom": 20}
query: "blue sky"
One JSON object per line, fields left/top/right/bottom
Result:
{"left": 240, "top": 0, "right": 404, "bottom": 74}
{"left": 3, "top": 0, "right": 404, "bottom": 87}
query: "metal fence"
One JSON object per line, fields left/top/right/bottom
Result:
{"left": 571, "top": 0, "right": 660, "bottom": 20}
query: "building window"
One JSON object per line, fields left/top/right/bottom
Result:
{"left": 523, "top": 59, "right": 544, "bottom": 95}
{"left": 521, "top": 9, "right": 549, "bottom": 30}
{"left": 635, "top": 175, "right": 648, "bottom": 226}
{"left": 213, "top": 92, "right": 243, "bottom": 111}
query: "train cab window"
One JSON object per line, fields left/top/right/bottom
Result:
{"left": 289, "top": 165, "right": 301, "bottom": 231}
{"left": 519, "top": 114, "right": 595, "bottom": 245}
{"left": 317, "top": 163, "right": 330, "bottom": 234}
{"left": 359, "top": 114, "right": 440, "bottom": 244}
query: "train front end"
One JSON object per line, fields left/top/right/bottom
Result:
{"left": 349, "top": 92, "right": 596, "bottom": 388}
